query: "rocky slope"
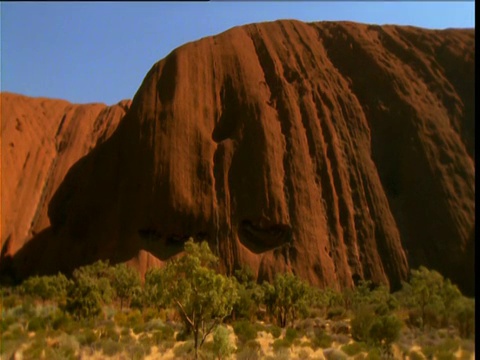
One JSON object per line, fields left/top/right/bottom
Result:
{"left": 1, "top": 21, "right": 474, "bottom": 294}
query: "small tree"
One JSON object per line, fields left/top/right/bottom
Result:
{"left": 399, "top": 266, "right": 462, "bottom": 331}
{"left": 263, "top": 272, "right": 310, "bottom": 327}
{"left": 64, "top": 276, "right": 103, "bottom": 320}
{"left": 161, "top": 239, "right": 238, "bottom": 359}
{"left": 351, "top": 306, "right": 402, "bottom": 358}
{"left": 232, "top": 266, "right": 263, "bottom": 321}
{"left": 452, "top": 296, "right": 475, "bottom": 338}
{"left": 64, "top": 260, "right": 114, "bottom": 319}
{"left": 72, "top": 260, "right": 114, "bottom": 303}
{"left": 111, "top": 263, "right": 142, "bottom": 309}
{"left": 370, "top": 315, "right": 402, "bottom": 358}
{"left": 144, "top": 267, "right": 168, "bottom": 310}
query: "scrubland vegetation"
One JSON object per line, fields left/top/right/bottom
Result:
{"left": 0, "top": 239, "right": 475, "bottom": 359}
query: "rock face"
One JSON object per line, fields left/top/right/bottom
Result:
{"left": 1, "top": 93, "right": 130, "bottom": 258}
{"left": 1, "top": 21, "right": 474, "bottom": 294}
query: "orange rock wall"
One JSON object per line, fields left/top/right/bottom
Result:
{"left": 1, "top": 21, "right": 474, "bottom": 294}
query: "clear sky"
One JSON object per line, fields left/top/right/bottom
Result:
{"left": 1, "top": 1, "right": 475, "bottom": 105}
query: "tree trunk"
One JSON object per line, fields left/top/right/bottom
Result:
{"left": 194, "top": 328, "right": 199, "bottom": 359}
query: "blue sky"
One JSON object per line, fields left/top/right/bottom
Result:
{"left": 1, "top": 2, "right": 475, "bottom": 105}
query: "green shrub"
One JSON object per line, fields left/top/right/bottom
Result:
{"left": 285, "top": 327, "right": 298, "bottom": 343}
{"left": 213, "top": 325, "right": 235, "bottom": 359}
{"left": 50, "top": 311, "right": 71, "bottom": 330}
{"left": 99, "top": 338, "right": 122, "bottom": 356}
{"left": 267, "top": 325, "right": 282, "bottom": 338}
{"left": 311, "top": 328, "right": 333, "bottom": 349}
{"left": 341, "top": 341, "right": 368, "bottom": 356}
{"left": 64, "top": 280, "right": 102, "bottom": 320}
{"left": 453, "top": 297, "right": 475, "bottom": 338}
{"left": 327, "top": 306, "right": 345, "bottom": 320}
{"left": 365, "top": 348, "right": 381, "bottom": 360}
{"left": 370, "top": 315, "right": 402, "bottom": 344}
{"left": 233, "top": 320, "right": 257, "bottom": 344}
{"left": 76, "top": 328, "right": 97, "bottom": 346}
{"left": 27, "top": 316, "right": 46, "bottom": 331}
{"left": 272, "top": 338, "right": 292, "bottom": 351}
{"left": 351, "top": 307, "right": 375, "bottom": 342}
{"left": 127, "top": 309, "right": 144, "bottom": 327}
{"left": 132, "top": 323, "right": 145, "bottom": 334}
{"left": 113, "top": 310, "right": 128, "bottom": 326}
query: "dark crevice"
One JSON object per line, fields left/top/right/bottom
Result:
{"left": 238, "top": 219, "right": 292, "bottom": 254}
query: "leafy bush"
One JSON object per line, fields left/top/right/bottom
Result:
{"left": 64, "top": 279, "right": 102, "bottom": 320}
{"left": 27, "top": 316, "right": 46, "bottom": 331}
{"left": 285, "top": 327, "right": 298, "bottom": 343}
{"left": 266, "top": 325, "right": 282, "bottom": 338}
{"left": 369, "top": 314, "right": 402, "bottom": 349}
{"left": 76, "top": 328, "right": 97, "bottom": 346}
{"left": 262, "top": 272, "right": 312, "bottom": 327}
{"left": 341, "top": 341, "right": 368, "bottom": 356}
{"left": 51, "top": 311, "right": 72, "bottom": 330}
{"left": 21, "top": 273, "right": 70, "bottom": 304}
{"left": 351, "top": 306, "right": 402, "bottom": 356}
{"left": 272, "top": 338, "right": 292, "bottom": 351}
{"left": 111, "top": 263, "right": 142, "bottom": 309}
{"left": 311, "top": 328, "right": 333, "bottom": 349}
{"left": 98, "top": 338, "right": 122, "bottom": 356}
{"left": 453, "top": 297, "right": 475, "bottom": 338}
{"left": 233, "top": 320, "right": 257, "bottom": 344}
{"left": 327, "top": 306, "right": 345, "bottom": 320}
{"left": 213, "top": 325, "right": 235, "bottom": 359}
{"left": 351, "top": 307, "right": 376, "bottom": 342}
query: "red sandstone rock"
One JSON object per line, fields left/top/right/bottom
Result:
{"left": 1, "top": 21, "right": 474, "bottom": 294}
{"left": 1, "top": 93, "right": 130, "bottom": 256}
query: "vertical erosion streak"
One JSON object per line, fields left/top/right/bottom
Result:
{"left": 315, "top": 23, "right": 416, "bottom": 287}
{"left": 247, "top": 28, "right": 296, "bottom": 268}
{"left": 311, "top": 90, "right": 355, "bottom": 285}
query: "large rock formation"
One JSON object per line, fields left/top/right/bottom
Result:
{"left": 1, "top": 20, "right": 474, "bottom": 294}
